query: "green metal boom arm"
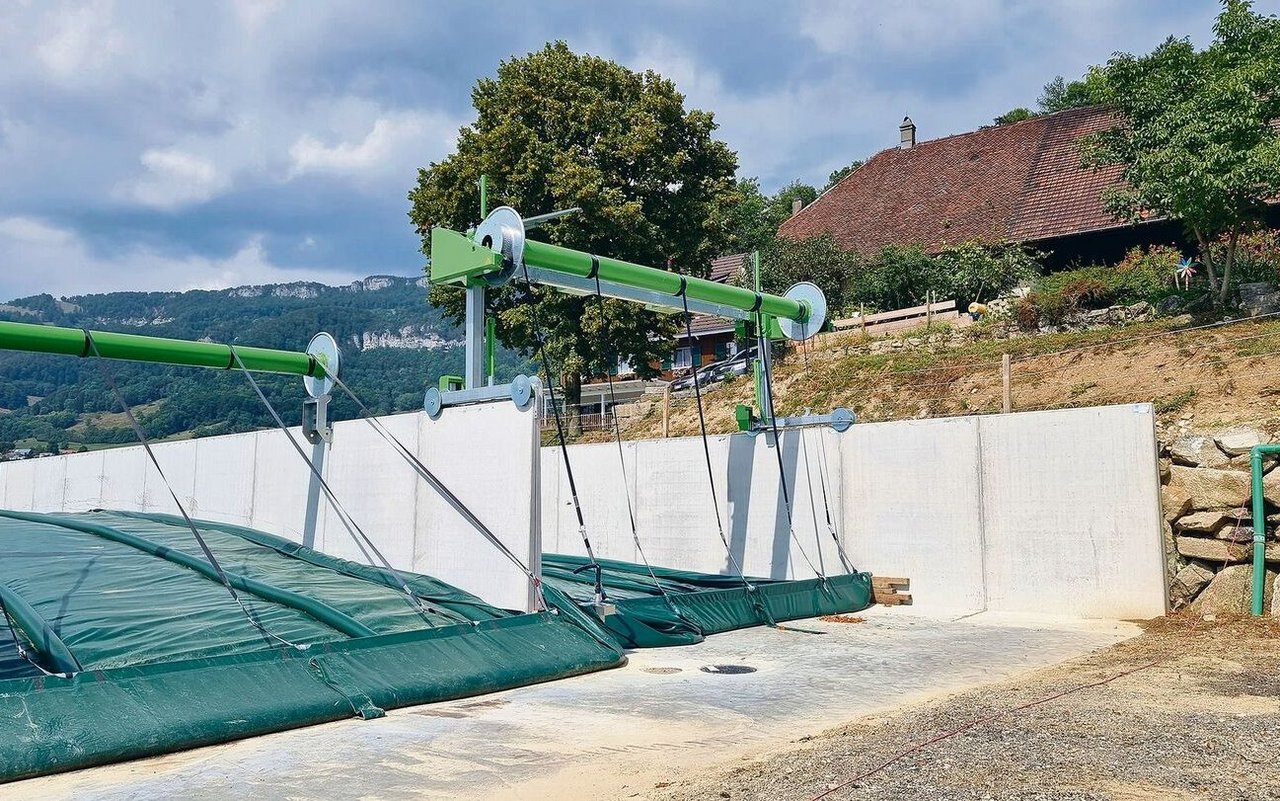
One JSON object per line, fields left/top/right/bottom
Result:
{"left": 0, "top": 320, "right": 328, "bottom": 378}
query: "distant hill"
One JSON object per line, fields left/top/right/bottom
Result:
{"left": 0, "top": 275, "right": 532, "bottom": 452}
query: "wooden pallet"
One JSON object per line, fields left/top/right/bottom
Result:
{"left": 871, "top": 576, "right": 912, "bottom": 606}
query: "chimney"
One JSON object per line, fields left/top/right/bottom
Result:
{"left": 791, "top": 198, "right": 804, "bottom": 215}
{"left": 899, "top": 116, "right": 916, "bottom": 149}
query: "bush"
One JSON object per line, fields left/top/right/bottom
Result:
{"left": 1213, "top": 227, "right": 1280, "bottom": 284}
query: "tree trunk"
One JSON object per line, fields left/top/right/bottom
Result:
{"left": 562, "top": 370, "right": 583, "bottom": 436}
{"left": 1194, "top": 228, "right": 1220, "bottom": 296}
{"left": 1217, "top": 229, "right": 1240, "bottom": 308}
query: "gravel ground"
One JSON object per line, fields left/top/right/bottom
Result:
{"left": 656, "top": 616, "right": 1280, "bottom": 801}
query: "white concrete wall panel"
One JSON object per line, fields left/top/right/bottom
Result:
{"left": 413, "top": 403, "right": 540, "bottom": 612}
{"left": 97, "top": 447, "right": 149, "bottom": 512}
{"left": 189, "top": 433, "right": 258, "bottom": 526}
{"left": 319, "top": 415, "right": 419, "bottom": 568}
{"left": 29, "top": 455, "right": 67, "bottom": 512}
{"left": 838, "top": 416, "right": 988, "bottom": 613}
{"left": 248, "top": 427, "right": 317, "bottom": 546}
{"left": 977, "top": 404, "right": 1165, "bottom": 618}
{"left": 143, "top": 439, "right": 200, "bottom": 515}
{"left": 62, "top": 451, "right": 106, "bottom": 511}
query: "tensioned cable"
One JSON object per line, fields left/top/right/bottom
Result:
{"left": 753, "top": 318, "right": 824, "bottom": 580}
{"left": 806, "top": 426, "right": 857, "bottom": 574}
{"left": 516, "top": 262, "right": 605, "bottom": 604}
{"left": 678, "top": 293, "right": 760, "bottom": 595}
{"left": 84, "top": 332, "right": 306, "bottom": 651}
{"left": 229, "top": 348, "right": 467, "bottom": 624}
{"left": 323, "top": 370, "right": 547, "bottom": 611}
{"left": 591, "top": 275, "right": 695, "bottom": 626}
{"left": 797, "top": 428, "right": 829, "bottom": 575}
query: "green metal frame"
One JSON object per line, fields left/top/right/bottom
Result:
{"left": 428, "top": 222, "right": 810, "bottom": 325}
{"left": 0, "top": 320, "right": 328, "bottom": 378}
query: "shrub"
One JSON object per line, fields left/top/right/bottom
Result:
{"left": 1212, "top": 227, "right": 1280, "bottom": 284}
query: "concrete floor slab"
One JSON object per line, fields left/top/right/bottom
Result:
{"left": 6, "top": 608, "right": 1139, "bottom": 801}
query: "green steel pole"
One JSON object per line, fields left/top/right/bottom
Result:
{"left": 484, "top": 315, "right": 497, "bottom": 382}
{"left": 752, "top": 250, "right": 766, "bottom": 422}
{"left": 479, "top": 174, "right": 488, "bottom": 218}
{"left": 0, "top": 320, "right": 326, "bottom": 378}
{"left": 1249, "top": 444, "right": 1279, "bottom": 616}
{"left": 522, "top": 239, "right": 809, "bottom": 323}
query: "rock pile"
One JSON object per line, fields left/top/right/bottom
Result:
{"left": 1161, "top": 425, "right": 1279, "bottom": 615}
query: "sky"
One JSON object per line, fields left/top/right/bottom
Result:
{"left": 0, "top": 0, "right": 1251, "bottom": 300}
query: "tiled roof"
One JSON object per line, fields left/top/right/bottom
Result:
{"left": 708, "top": 252, "right": 748, "bottom": 283}
{"left": 779, "top": 106, "right": 1128, "bottom": 253}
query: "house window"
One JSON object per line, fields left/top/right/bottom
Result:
{"left": 673, "top": 347, "right": 692, "bottom": 369}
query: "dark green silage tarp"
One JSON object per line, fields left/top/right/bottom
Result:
{"left": 0, "top": 510, "right": 625, "bottom": 783}
{"left": 542, "top": 553, "right": 874, "bottom": 648}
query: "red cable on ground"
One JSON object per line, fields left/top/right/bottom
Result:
{"left": 807, "top": 659, "right": 1163, "bottom": 801}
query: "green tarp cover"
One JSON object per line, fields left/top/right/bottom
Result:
{"left": 0, "top": 510, "right": 624, "bottom": 783}
{"left": 542, "top": 553, "right": 874, "bottom": 648}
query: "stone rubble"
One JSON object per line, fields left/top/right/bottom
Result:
{"left": 1160, "top": 425, "right": 1280, "bottom": 612}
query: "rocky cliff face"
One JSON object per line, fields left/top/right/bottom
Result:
{"left": 352, "top": 326, "right": 461, "bottom": 351}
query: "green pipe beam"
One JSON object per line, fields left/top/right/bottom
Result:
{"left": 0, "top": 511, "right": 377, "bottom": 639}
{"left": 0, "top": 320, "right": 326, "bottom": 378}
{"left": 1249, "top": 444, "right": 1280, "bottom": 616}
{"left": 521, "top": 239, "right": 809, "bottom": 323}
{"left": 0, "top": 578, "right": 82, "bottom": 675}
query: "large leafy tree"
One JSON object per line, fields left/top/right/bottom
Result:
{"left": 1037, "top": 70, "right": 1108, "bottom": 114}
{"left": 409, "top": 42, "right": 738, "bottom": 406}
{"left": 1081, "top": 0, "right": 1280, "bottom": 305}
{"left": 719, "top": 177, "right": 819, "bottom": 254}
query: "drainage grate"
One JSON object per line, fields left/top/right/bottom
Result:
{"left": 641, "top": 666, "right": 683, "bottom": 675}
{"left": 699, "top": 664, "right": 757, "bottom": 675}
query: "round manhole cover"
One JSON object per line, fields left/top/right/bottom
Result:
{"left": 641, "top": 666, "right": 682, "bottom": 675}
{"left": 699, "top": 664, "right": 757, "bottom": 675}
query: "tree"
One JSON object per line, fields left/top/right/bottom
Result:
{"left": 1080, "top": 0, "right": 1280, "bottom": 305}
{"left": 755, "top": 235, "right": 859, "bottom": 316}
{"left": 720, "top": 178, "right": 819, "bottom": 254}
{"left": 993, "top": 107, "right": 1034, "bottom": 125}
{"left": 1037, "top": 69, "right": 1108, "bottom": 113}
{"left": 825, "top": 160, "right": 864, "bottom": 191}
{"left": 409, "top": 42, "right": 738, "bottom": 413}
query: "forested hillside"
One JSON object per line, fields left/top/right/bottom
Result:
{"left": 0, "top": 276, "right": 532, "bottom": 452}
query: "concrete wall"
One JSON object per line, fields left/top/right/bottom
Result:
{"left": 0, "top": 401, "right": 1166, "bottom": 619}
{"left": 0, "top": 402, "right": 542, "bottom": 612}
{"left": 545, "top": 404, "right": 1166, "bottom": 619}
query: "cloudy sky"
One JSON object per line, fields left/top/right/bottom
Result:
{"left": 0, "top": 0, "right": 1244, "bottom": 300}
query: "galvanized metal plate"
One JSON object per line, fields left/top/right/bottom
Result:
{"left": 473, "top": 206, "right": 525, "bottom": 286}
{"left": 778, "top": 282, "right": 827, "bottom": 341}
{"left": 423, "top": 386, "right": 443, "bottom": 419}
{"left": 304, "top": 332, "right": 340, "bottom": 399}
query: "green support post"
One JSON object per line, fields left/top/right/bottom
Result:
{"left": 1249, "top": 444, "right": 1280, "bottom": 616}
{"left": 484, "top": 316, "right": 497, "bottom": 383}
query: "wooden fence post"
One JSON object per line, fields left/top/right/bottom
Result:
{"left": 1002, "top": 352, "right": 1012, "bottom": 414}
{"left": 662, "top": 384, "right": 672, "bottom": 437}
{"left": 926, "top": 291, "right": 933, "bottom": 328}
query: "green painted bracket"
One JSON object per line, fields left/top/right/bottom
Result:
{"left": 438, "top": 375, "right": 464, "bottom": 392}
{"left": 735, "top": 404, "right": 753, "bottom": 432}
{"left": 430, "top": 227, "right": 503, "bottom": 286}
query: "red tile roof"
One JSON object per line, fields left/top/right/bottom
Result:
{"left": 708, "top": 252, "right": 748, "bottom": 283}
{"left": 779, "top": 106, "right": 1127, "bottom": 253}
